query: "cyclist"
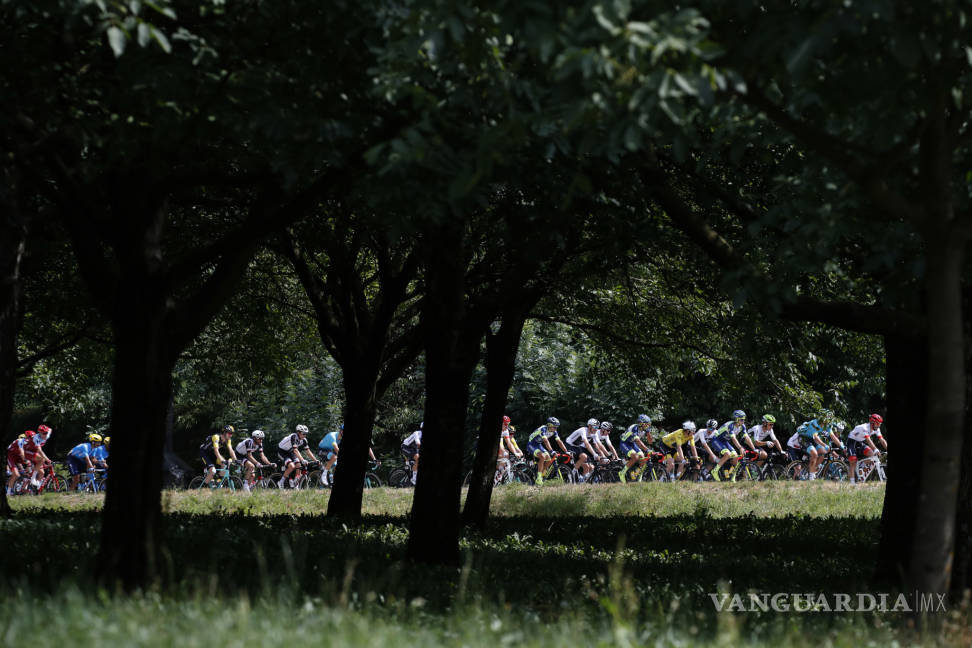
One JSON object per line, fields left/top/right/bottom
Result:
{"left": 66, "top": 433, "right": 103, "bottom": 491}
{"left": 236, "top": 430, "right": 272, "bottom": 489}
{"left": 278, "top": 424, "right": 317, "bottom": 488}
{"left": 847, "top": 414, "right": 887, "bottom": 484}
{"left": 618, "top": 414, "right": 653, "bottom": 482}
{"left": 91, "top": 436, "right": 110, "bottom": 470}
{"left": 710, "top": 410, "right": 746, "bottom": 481}
{"left": 200, "top": 425, "right": 237, "bottom": 486}
{"left": 565, "top": 418, "right": 601, "bottom": 483}
{"left": 746, "top": 414, "right": 785, "bottom": 469}
{"left": 5, "top": 433, "right": 30, "bottom": 495}
{"left": 694, "top": 419, "right": 720, "bottom": 475}
{"left": 319, "top": 425, "right": 343, "bottom": 486}
{"left": 24, "top": 426, "right": 53, "bottom": 488}
{"left": 498, "top": 416, "right": 523, "bottom": 460}
{"left": 526, "top": 417, "right": 567, "bottom": 486}
{"left": 796, "top": 410, "right": 837, "bottom": 480}
{"left": 594, "top": 421, "right": 619, "bottom": 461}
{"left": 401, "top": 422, "right": 422, "bottom": 486}
{"left": 660, "top": 421, "right": 700, "bottom": 480}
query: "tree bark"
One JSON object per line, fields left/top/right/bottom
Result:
{"left": 407, "top": 222, "right": 484, "bottom": 565}
{"left": 327, "top": 359, "right": 380, "bottom": 519}
{"left": 96, "top": 276, "right": 174, "bottom": 589}
{"left": 0, "top": 205, "right": 27, "bottom": 519}
{"left": 462, "top": 310, "right": 529, "bottom": 530}
{"left": 876, "top": 333, "right": 927, "bottom": 583}
{"left": 908, "top": 234, "right": 966, "bottom": 596}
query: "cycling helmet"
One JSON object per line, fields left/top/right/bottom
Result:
{"left": 834, "top": 422, "right": 846, "bottom": 433}
{"left": 103, "top": 436, "right": 111, "bottom": 445}
{"left": 586, "top": 418, "right": 599, "bottom": 428}
{"left": 682, "top": 420, "right": 697, "bottom": 432}
{"left": 818, "top": 409, "right": 834, "bottom": 423}
{"left": 17, "top": 433, "right": 25, "bottom": 439}
{"left": 89, "top": 434, "right": 103, "bottom": 443}
{"left": 637, "top": 414, "right": 651, "bottom": 424}
{"left": 38, "top": 424, "right": 52, "bottom": 435}
{"left": 503, "top": 415, "right": 511, "bottom": 424}
{"left": 222, "top": 425, "right": 235, "bottom": 435}
{"left": 339, "top": 424, "right": 345, "bottom": 431}
{"left": 731, "top": 410, "right": 746, "bottom": 421}
{"left": 869, "top": 413, "right": 883, "bottom": 424}
{"left": 706, "top": 419, "right": 718, "bottom": 429}
{"left": 762, "top": 414, "right": 776, "bottom": 424}
{"left": 547, "top": 416, "right": 560, "bottom": 427}
{"left": 24, "top": 430, "right": 35, "bottom": 438}
{"left": 419, "top": 421, "right": 424, "bottom": 429}
{"left": 295, "top": 424, "right": 309, "bottom": 434}
{"left": 599, "top": 421, "right": 613, "bottom": 431}
{"left": 251, "top": 430, "right": 265, "bottom": 440}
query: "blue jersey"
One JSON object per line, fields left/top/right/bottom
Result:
{"left": 68, "top": 443, "right": 94, "bottom": 459}
{"left": 715, "top": 421, "right": 745, "bottom": 441}
{"left": 528, "top": 426, "right": 559, "bottom": 445}
{"left": 797, "top": 419, "right": 832, "bottom": 442}
{"left": 91, "top": 446, "right": 109, "bottom": 463}
{"left": 319, "top": 432, "right": 340, "bottom": 452}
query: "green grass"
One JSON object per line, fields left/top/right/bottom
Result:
{"left": 3, "top": 482, "right": 968, "bottom": 646}
{"left": 13, "top": 480, "right": 887, "bottom": 518}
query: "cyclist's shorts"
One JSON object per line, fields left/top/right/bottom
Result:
{"left": 709, "top": 437, "right": 732, "bottom": 456}
{"left": 277, "top": 449, "right": 298, "bottom": 466}
{"left": 846, "top": 438, "right": 871, "bottom": 460}
{"left": 6, "top": 450, "right": 22, "bottom": 472}
{"left": 660, "top": 441, "right": 680, "bottom": 460}
{"left": 401, "top": 443, "right": 419, "bottom": 458}
{"left": 200, "top": 449, "right": 218, "bottom": 468}
{"left": 565, "top": 443, "right": 588, "bottom": 460}
{"left": 526, "top": 443, "right": 546, "bottom": 458}
{"left": 66, "top": 455, "right": 88, "bottom": 476}
{"left": 786, "top": 446, "right": 805, "bottom": 462}
{"left": 326, "top": 451, "right": 338, "bottom": 462}
{"left": 619, "top": 442, "right": 641, "bottom": 459}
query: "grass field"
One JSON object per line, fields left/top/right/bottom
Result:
{"left": 2, "top": 482, "right": 969, "bottom": 646}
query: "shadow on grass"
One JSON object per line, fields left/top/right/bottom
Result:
{"left": 4, "top": 508, "right": 881, "bottom": 613}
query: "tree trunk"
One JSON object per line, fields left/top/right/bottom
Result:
{"left": 0, "top": 209, "right": 27, "bottom": 519}
{"left": 908, "top": 236, "right": 965, "bottom": 596}
{"left": 96, "top": 280, "right": 174, "bottom": 589}
{"left": 327, "top": 360, "right": 380, "bottom": 519}
{"left": 876, "top": 333, "right": 928, "bottom": 583}
{"left": 407, "top": 221, "right": 484, "bottom": 565}
{"left": 462, "top": 311, "right": 528, "bottom": 529}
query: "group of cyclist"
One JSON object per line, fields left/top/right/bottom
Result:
{"left": 5, "top": 407, "right": 887, "bottom": 495}
{"left": 495, "top": 409, "right": 887, "bottom": 484}
{"left": 5, "top": 425, "right": 113, "bottom": 495}
{"left": 198, "top": 423, "right": 378, "bottom": 490}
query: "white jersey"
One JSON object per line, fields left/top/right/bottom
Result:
{"left": 565, "top": 426, "right": 592, "bottom": 446}
{"left": 236, "top": 438, "right": 261, "bottom": 456}
{"left": 786, "top": 432, "right": 801, "bottom": 449}
{"left": 749, "top": 425, "right": 777, "bottom": 444}
{"left": 693, "top": 429, "right": 708, "bottom": 444}
{"left": 848, "top": 423, "right": 881, "bottom": 442}
{"left": 403, "top": 430, "right": 422, "bottom": 446}
{"left": 594, "top": 430, "right": 611, "bottom": 445}
{"left": 278, "top": 433, "right": 308, "bottom": 452}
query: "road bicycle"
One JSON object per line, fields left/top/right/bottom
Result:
{"left": 77, "top": 468, "right": 107, "bottom": 493}
{"left": 854, "top": 451, "right": 887, "bottom": 483}
{"left": 388, "top": 455, "right": 417, "bottom": 488}
{"left": 463, "top": 455, "right": 533, "bottom": 488}
{"left": 189, "top": 461, "right": 244, "bottom": 491}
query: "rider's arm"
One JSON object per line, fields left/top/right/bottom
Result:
{"left": 555, "top": 437, "right": 568, "bottom": 453}
{"left": 368, "top": 447, "right": 377, "bottom": 461}
{"left": 304, "top": 448, "right": 318, "bottom": 462}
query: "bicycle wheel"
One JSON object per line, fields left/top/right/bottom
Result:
{"left": 227, "top": 476, "right": 244, "bottom": 491}
{"left": 738, "top": 462, "right": 760, "bottom": 482}
{"left": 188, "top": 476, "right": 208, "bottom": 489}
{"left": 363, "top": 472, "right": 382, "bottom": 488}
{"left": 511, "top": 468, "right": 534, "bottom": 485}
{"left": 388, "top": 468, "right": 412, "bottom": 488}
{"left": 307, "top": 470, "right": 327, "bottom": 489}
{"left": 784, "top": 461, "right": 808, "bottom": 481}
{"left": 646, "top": 465, "right": 666, "bottom": 482}
{"left": 680, "top": 467, "right": 701, "bottom": 482}
{"left": 548, "top": 464, "right": 573, "bottom": 484}
{"left": 763, "top": 464, "right": 786, "bottom": 481}
{"left": 823, "top": 460, "right": 848, "bottom": 482}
